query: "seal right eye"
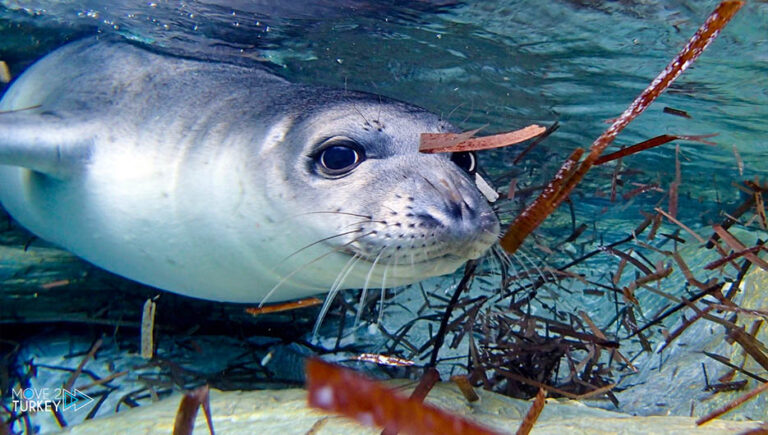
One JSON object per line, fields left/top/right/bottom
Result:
{"left": 315, "top": 139, "right": 366, "bottom": 176}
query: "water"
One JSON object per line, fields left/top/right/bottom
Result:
{"left": 1, "top": 0, "right": 767, "bottom": 431}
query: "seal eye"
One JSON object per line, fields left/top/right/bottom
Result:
{"left": 315, "top": 139, "right": 365, "bottom": 176}
{"left": 450, "top": 151, "right": 477, "bottom": 175}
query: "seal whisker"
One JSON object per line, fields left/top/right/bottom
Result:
{"left": 277, "top": 228, "right": 364, "bottom": 264}
{"left": 515, "top": 248, "right": 554, "bottom": 296}
{"left": 355, "top": 249, "right": 385, "bottom": 327}
{"left": 377, "top": 255, "right": 396, "bottom": 326}
{"left": 380, "top": 204, "right": 400, "bottom": 215}
{"left": 495, "top": 245, "right": 532, "bottom": 296}
{"left": 350, "top": 98, "right": 370, "bottom": 126}
{"left": 443, "top": 102, "right": 465, "bottom": 124}
{"left": 278, "top": 219, "right": 407, "bottom": 271}
{"left": 519, "top": 247, "right": 559, "bottom": 289}
{"left": 486, "top": 244, "right": 503, "bottom": 274}
{"left": 495, "top": 243, "right": 515, "bottom": 268}
{"left": 509, "top": 250, "right": 536, "bottom": 283}
{"left": 460, "top": 99, "right": 476, "bottom": 125}
{"left": 312, "top": 253, "right": 362, "bottom": 339}
{"left": 501, "top": 247, "right": 537, "bottom": 296}
{"left": 292, "top": 210, "right": 376, "bottom": 221}
{"left": 259, "top": 233, "right": 372, "bottom": 307}
{"left": 491, "top": 244, "right": 511, "bottom": 268}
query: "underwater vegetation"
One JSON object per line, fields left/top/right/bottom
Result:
{"left": 2, "top": 1, "right": 767, "bottom": 434}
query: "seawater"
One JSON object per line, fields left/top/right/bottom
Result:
{"left": 1, "top": 0, "right": 767, "bottom": 431}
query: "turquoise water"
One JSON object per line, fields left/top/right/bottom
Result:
{"left": 1, "top": 0, "right": 767, "bottom": 430}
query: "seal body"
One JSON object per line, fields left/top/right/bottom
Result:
{"left": 0, "top": 38, "right": 499, "bottom": 303}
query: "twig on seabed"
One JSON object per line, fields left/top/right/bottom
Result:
{"left": 696, "top": 382, "right": 768, "bottom": 425}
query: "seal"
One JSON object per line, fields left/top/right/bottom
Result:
{"left": 0, "top": 37, "right": 499, "bottom": 303}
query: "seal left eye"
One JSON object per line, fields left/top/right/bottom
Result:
{"left": 316, "top": 139, "right": 365, "bottom": 176}
{"left": 450, "top": 151, "right": 477, "bottom": 175}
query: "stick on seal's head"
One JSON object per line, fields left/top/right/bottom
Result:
{"left": 257, "top": 89, "right": 500, "bottom": 299}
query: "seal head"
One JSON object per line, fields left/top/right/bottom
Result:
{"left": 257, "top": 93, "right": 500, "bottom": 301}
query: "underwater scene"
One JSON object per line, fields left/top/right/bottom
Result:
{"left": 1, "top": 0, "right": 767, "bottom": 433}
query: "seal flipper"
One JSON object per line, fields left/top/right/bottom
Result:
{"left": 0, "top": 111, "right": 94, "bottom": 179}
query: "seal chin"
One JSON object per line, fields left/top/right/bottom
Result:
{"left": 394, "top": 253, "right": 468, "bottom": 279}
{"left": 356, "top": 250, "right": 463, "bottom": 269}
{"left": 349, "top": 250, "right": 470, "bottom": 284}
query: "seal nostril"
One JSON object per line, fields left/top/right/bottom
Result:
{"left": 446, "top": 200, "right": 463, "bottom": 220}
{"left": 444, "top": 198, "right": 477, "bottom": 221}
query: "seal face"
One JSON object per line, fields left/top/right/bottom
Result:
{"left": 0, "top": 38, "right": 500, "bottom": 303}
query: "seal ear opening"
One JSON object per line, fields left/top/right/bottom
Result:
{"left": 0, "top": 111, "right": 93, "bottom": 178}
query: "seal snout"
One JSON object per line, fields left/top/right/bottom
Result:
{"left": 419, "top": 174, "right": 492, "bottom": 228}
{"left": 403, "top": 170, "right": 500, "bottom": 260}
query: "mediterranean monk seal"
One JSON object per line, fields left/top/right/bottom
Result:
{"left": 0, "top": 37, "right": 500, "bottom": 303}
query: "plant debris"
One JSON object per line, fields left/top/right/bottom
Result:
{"left": 513, "top": 122, "right": 560, "bottom": 165}
{"left": 141, "top": 298, "right": 157, "bottom": 359}
{"left": 663, "top": 107, "right": 692, "bottom": 119}
{"left": 515, "top": 388, "right": 546, "bottom": 435}
{"left": 245, "top": 297, "right": 323, "bottom": 316}
{"left": 696, "top": 381, "right": 768, "bottom": 426}
{"left": 450, "top": 375, "right": 479, "bottom": 402}
{"left": 499, "top": 148, "right": 584, "bottom": 255}
{"left": 409, "top": 367, "right": 441, "bottom": 404}
{"left": 0, "top": 60, "right": 10, "bottom": 83}
{"left": 419, "top": 124, "right": 546, "bottom": 154}
{"left": 172, "top": 385, "right": 214, "bottom": 435}
{"left": 594, "top": 134, "right": 716, "bottom": 166}
{"left": 64, "top": 338, "right": 103, "bottom": 393}
{"left": 306, "top": 358, "right": 502, "bottom": 435}
{"left": 712, "top": 225, "right": 768, "bottom": 271}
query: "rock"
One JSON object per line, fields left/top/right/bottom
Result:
{"left": 63, "top": 382, "right": 762, "bottom": 435}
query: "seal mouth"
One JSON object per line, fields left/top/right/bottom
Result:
{"left": 340, "top": 248, "right": 470, "bottom": 284}
{"left": 356, "top": 251, "right": 465, "bottom": 267}
{"left": 334, "top": 220, "right": 499, "bottom": 272}
{"left": 339, "top": 239, "right": 492, "bottom": 271}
